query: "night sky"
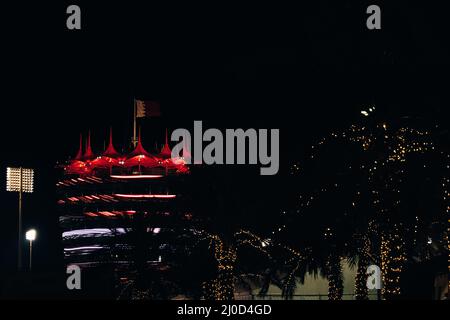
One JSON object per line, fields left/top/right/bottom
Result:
{"left": 0, "top": 2, "right": 448, "bottom": 275}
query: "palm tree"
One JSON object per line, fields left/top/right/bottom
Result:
{"left": 190, "top": 165, "right": 279, "bottom": 300}
{"left": 281, "top": 116, "right": 446, "bottom": 300}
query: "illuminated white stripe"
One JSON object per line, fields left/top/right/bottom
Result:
{"left": 62, "top": 228, "right": 126, "bottom": 238}
{"left": 64, "top": 246, "right": 105, "bottom": 251}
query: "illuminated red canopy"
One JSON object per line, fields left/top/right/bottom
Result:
{"left": 75, "top": 134, "right": 83, "bottom": 160}
{"left": 103, "top": 128, "right": 120, "bottom": 158}
{"left": 159, "top": 129, "right": 172, "bottom": 159}
{"left": 83, "top": 131, "right": 95, "bottom": 160}
{"left": 64, "top": 128, "right": 189, "bottom": 175}
{"left": 66, "top": 160, "right": 89, "bottom": 175}
{"left": 66, "top": 133, "right": 90, "bottom": 174}
{"left": 90, "top": 128, "right": 122, "bottom": 168}
{"left": 125, "top": 128, "right": 158, "bottom": 168}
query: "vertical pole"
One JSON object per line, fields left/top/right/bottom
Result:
{"left": 133, "top": 98, "right": 137, "bottom": 147}
{"left": 18, "top": 167, "right": 23, "bottom": 271}
{"left": 378, "top": 242, "right": 382, "bottom": 300}
{"left": 29, "top": 240, "right": 33, "bottom": 271}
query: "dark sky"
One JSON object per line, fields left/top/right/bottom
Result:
{"left": 0, "top": 1, "right": 448, "bottom": 272}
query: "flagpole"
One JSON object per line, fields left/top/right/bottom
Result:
{"left": 133, "top": 98, "right": 137, "bottom": 147}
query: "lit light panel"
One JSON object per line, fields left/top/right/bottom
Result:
{"left": 6, "top": 167, "right": 34, "bottom": 193}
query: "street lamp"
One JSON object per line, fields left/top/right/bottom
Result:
{"left": 6, "top": 167, "right": 34, "bottom": 271}
{"left": 25, "top": 229, "right": 37, "bottom": 271}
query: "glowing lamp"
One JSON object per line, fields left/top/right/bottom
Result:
{"left": 26, "top": 229, "right": 37, "bottom": 241}
{"left": 25, "top": 228, "right": 37, "bottom": 271}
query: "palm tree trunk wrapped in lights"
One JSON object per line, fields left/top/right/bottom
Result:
{"left": 354, "top": 236, "right": 371, "bottom": 300}
{"left": 326, "top": 253, "right": 344, "bottom": 300}
{"left": 203, "top": 235, "right": 237, "bottom": 300}
{"left": 381, "top": 224, "right": 406, "bottom": 299}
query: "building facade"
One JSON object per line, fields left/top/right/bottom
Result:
{"left": 56, "top": 129, "right": 193, "bottom": 298}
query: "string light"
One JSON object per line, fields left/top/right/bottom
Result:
{"left": 284, "top": 120, "right": 446, "bottom": 299}
{"left": 326, "top": 254, "right": 344, "bottom": 300}
{"left": 355, "top": 235, "right": 370, "bottom": 300}
{"left": 200, "top": 233, "right": 237, "bottom": 300}
{"left": 380, "top": 224, "right": 407, "bottom": 298}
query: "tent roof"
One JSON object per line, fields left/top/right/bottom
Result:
{"left": 129, "top": 128, "right": 153, "bottom": 158}
{"left": 103, "top": 128, "right": 120, "bottom": 158}
{"left": 83, "top": 131, "right": 95, "bottom": 160}
{"left": 159, "top": 129, "right": 172, "bottom": 159}
{"left": 74, "top": 134, "right": 83, "bottom": 160}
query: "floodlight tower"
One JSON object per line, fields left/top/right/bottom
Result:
{"left": 6, "top": 167, "right": 34, "bottom": 271}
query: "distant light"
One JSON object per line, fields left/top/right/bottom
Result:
{"left": 261, "top": 239, "right": 271, "bottom": 247}
{"left": 26, "top": 229, "right": 37, "bottom": 241}
{"left": 361, "top": 110, "right": 369, "bottom": 117}
{"left": 153, "top": 228, "right": 161, "bottom": 234}
{"left": 427, "top": 237, "right": 432, "bottom": 245}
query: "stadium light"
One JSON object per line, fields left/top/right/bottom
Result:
{"left": 6, "top": 167, "right": 35, "bottom": 271}
{"left": 26, "top": 229, "right": 37, "bottom": 271}
{"left": 7, "top": 167, "right": 34, "bottom": 193}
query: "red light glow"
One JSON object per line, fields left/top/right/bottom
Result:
{"left": 99, "top": 211, "right": 115, "bottom": 217}
{"left": 110, "top": 174, "right": 163, "bottom": 179}
{"left": 114, "top": 194, "right": 177, "bottom": 199}
{"left": 85, "top": 212, "right": 98, "bottom": 217}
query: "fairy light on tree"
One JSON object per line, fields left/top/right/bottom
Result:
{"left": 326, "top": 253, "right": 344, "bottom": 300}
{"left": 202, "top": 234, "right": 237, "bottom": 300}
{"left": 380, "top": 224, "right": 407, "bottom": 298}
{"left": 354, "top": 234, "right": 371, "bottom": 300}
{"left": 281, "top": 113, "right": 447, "bottom": 300}
{"left": 202, "top": 229, "right": 277, "bottom": 300}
